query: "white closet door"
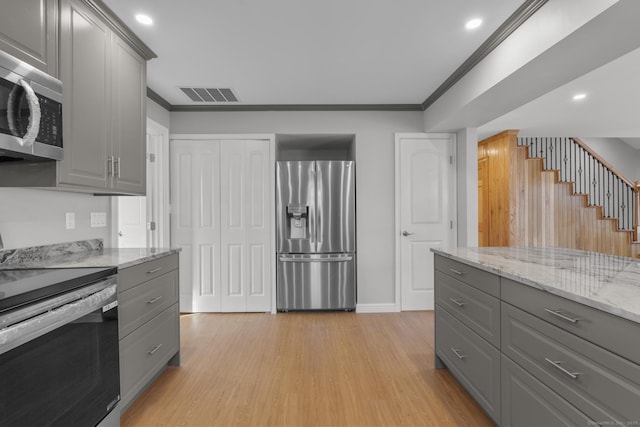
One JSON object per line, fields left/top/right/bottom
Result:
{"left": 220, "top": 140, "right": 271, "bottom": 312}
{"left": 170, "top": 140, "right": 221, "bottom": 312}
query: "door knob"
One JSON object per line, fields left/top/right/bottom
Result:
{"left": 402, "top": 230, "right": 414, "bottom": 237}
{"left": 118, "top": 231, "right": 123, "bottom": 237}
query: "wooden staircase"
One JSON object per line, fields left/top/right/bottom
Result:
{"left": 478, "top": 130, "right": 639, "bottom": 258}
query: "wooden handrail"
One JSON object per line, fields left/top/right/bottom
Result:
{"left": 570, "top": 137, "right": 636, "bottom": 188}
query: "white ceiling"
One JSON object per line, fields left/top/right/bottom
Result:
{"left": 478, "top": 45, "right": 640, "bottom": 143}
{"left": 102, "top": 0, "right": 523, "bottom": 106}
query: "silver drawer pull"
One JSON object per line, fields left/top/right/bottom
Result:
{"left": 146, "top": 267, "right": 163, "bottom": 274}
{"left": 148, "top": 344, "right": 163, "bottom": 356}
{"left": 544, "top": 358, "right": 581, "bottom": 380}
{"left": 544, "top": 308, "right": 580, "bottom": 324}
{"left": 450, "top": 348, "right": 468, "bottom": 360}
{"left": 146, "top": 296, "right": 163, "bottom": 304}
{"left": 449, "top": 268, "right": 464, "bottom": 276}
{"left": 449, "top": 298, "right": 465, "bottom": 307}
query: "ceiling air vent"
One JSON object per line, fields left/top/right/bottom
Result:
{"left": 179, "top": 87, "right": 239, "bottom": 102}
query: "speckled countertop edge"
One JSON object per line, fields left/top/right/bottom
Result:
{"left": 432, "top": 247, "right": 640, "bottom": 325}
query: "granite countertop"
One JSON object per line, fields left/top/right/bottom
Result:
{"left": 432, "top": 246, "right": 640, "bottom": 325}
{"left": 0, "top": 239, "right": 180, "bottom": 270}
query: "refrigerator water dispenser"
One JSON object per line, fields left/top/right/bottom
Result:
{"left": 287, "top": 204, "right": 308, "bottom": 239}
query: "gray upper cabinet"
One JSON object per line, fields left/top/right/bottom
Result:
{"left": 0, "top": 0, "right": 58, "bottom": 76}
{"left": 58, "top": 0, "right": 110, "bottom": 189}
{"left": 111, "top": 35, "right": 146, "bottom": 194}
{"left": 57, "top": 0, "right": 149, "bottom": 195}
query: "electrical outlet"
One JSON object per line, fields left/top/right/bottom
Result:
{"left": 65, "top": 212, "right": 75, "bottom": 229}
{"left": 91, "top": 212, "right": 107, "bottom": 228}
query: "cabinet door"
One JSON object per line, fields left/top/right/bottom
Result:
{"left": 58, "top": 0, "right": 110, "bottom": 189}
{"left": 220, "top": 140, "right": 272, "bottom": 312}
{"left": 501, "top": 355, "right": 594, "bottom": 427}
{"left": 112, "top": 35, "right": 146, "bottom": 195}
{"left": 0, "top": 0, "right": 57, "bottom": 75}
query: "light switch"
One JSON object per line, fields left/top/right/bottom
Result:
{"left": 65, "top": 212, "right": 75, "bottom": 229}
{"left": 91, "top": 212, "right": 107, "bottom": 228}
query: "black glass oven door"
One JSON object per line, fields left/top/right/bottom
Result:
{"left": 0, "top": 304, "right": 120, "bottom": 427}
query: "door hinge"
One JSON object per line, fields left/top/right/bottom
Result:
{"left": 148, "top": 153, "right": 156, "bottom": 163}
{"left": 148, "top": 221, "right": 157, "bottom": 231}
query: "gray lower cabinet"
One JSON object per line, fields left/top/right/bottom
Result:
{"left": 501, "top": 355, "right": 594, "bottom": 427}
{"left": 0, "top": 0, "right": 57, "bottom": 75}
{"left": 118, "top": 254, "right": 180, "bottom": 410}
{"left": 434, "top": 254, "right": 640, "bottom": 427}
{"left": 502, "top": 302, "right": 640, "bottom": 424}
{"left": 435, "top": 306, "right": 501, "bottom": 423}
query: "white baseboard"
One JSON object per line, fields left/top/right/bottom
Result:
{"left": 355, "top": 303, "right": 398, "bottom": 313}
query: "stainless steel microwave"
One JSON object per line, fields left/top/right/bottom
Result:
{"left": 0, "top": 50, "right": 63, "bottom": 162}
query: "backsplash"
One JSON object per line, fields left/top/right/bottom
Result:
{"left": 0, "top": 239, "right": 102, "bottom": 267}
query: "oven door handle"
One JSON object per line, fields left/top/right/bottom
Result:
{"left": 0, "top": 284, "right": 117, "bottom": 356}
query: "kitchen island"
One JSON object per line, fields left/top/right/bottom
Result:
{"left": 432, "top": 246, "right": 640, "bottom": 426}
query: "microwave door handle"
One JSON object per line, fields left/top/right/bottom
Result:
{"left": 17, "top": 79, "right": 41, "bottom": 147}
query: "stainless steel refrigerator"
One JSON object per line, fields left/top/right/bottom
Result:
{"left": 276, "top": 161, "right": 356, "bottom": 311}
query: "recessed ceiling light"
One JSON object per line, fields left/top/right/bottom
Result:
{"left": 572, "top": 93, "right": 587, "bottom": 101}
{"left": 135, "top": 14, "right": 153, "bottom": 25}
{"left": 465, "top": 18, "right": 482, "bottom": 30}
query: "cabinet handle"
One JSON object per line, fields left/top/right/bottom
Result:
{"left": 146, "top": 296, "right": 163, "bottom": 304}
{"left": 449, "top": 298, "right": 465, "bottom": 307}
{"left": 107, "top": 157, "right": 114, "bottom": 176}
{"left": 544, "top": 358, "right": 581, "bottom": 380}
{"left": 114, "top": 157, "right": 121, "bottom": 178}
{"left": 450, "top": 348, "right": 468, "bottom": 360}
{"left": 544, "top": 308, "right": 580, "bottom": 324}
{"left": 146, "top": 267, "right": 163, "bottom": 274}
{"left": 148, "top": 344, "right": 163, "bottom": 356}
{"left": 449, "top": 268, "right": 464, "bottom": 276}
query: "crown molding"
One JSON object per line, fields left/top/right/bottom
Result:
{"left": 421, "top": 0, "right": 548, "bottom": 110}
{"left": 84, "top": 0, "right": 157, "bottom": 60}
{"left": 147, "top": 88, "right": 172, "bottom": 111}
{"left": 169, "top": 104, "right": 423, "bottom": 112}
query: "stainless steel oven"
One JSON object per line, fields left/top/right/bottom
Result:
{"left": 0, "top": 49, "right": 63, "bottom": 162}
{"left": 0, "top": 267, "right": 119, "bottom": 427}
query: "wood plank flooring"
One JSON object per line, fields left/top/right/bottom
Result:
{"left": 121, "top": 311, "right": 494, "bottom": 427}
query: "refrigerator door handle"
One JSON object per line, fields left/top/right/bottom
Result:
{"left": 279, "top": 255, "right": 353, "bottom": 263}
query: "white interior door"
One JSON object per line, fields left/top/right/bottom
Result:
{"left": 114, "top": 118, "right": 169, "bottom": 249}
{"left": 117, "top": 196, "right": 147, "bottom": 247}
{"left": 396, "top": 133, "right": 456, "bottom": 311}
{"left": 220, "top": 140, "right": 271, "bottom": 312}
{"left": 170, "top": 140, "right": 221, "bottom": 313}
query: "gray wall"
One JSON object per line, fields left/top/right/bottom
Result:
{"left": 0, "top": 188, "right": 110, "bottom": 249}
{"left": 581, "top": 137, "right": 640, "bottom": 182}
{"left": 171, "top": 110, "right": 424, "bottom": 305}
{"left": 147, "top": 97, "right": 171, "bottom": 129}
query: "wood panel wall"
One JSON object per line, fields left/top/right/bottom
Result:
{"left": 478, "top": 130, "right": 634, "bottom": 257}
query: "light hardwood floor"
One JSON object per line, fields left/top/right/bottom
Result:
{"left": 121, "top": 311, "right": 494, "bottom": 427}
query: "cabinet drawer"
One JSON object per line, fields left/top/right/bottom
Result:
{"left": 434, "top": 255, "right": 499, "bottom": 297}
{"left": 119, "top": 270, "right": 178, "bottom": 338}
{"left": 435, "top": 305, "right": 500, "bottom": 423}
{"left": 501, "top": 302, "right": 640, "bottom": 424}
{"left": 435, "top": 271, "right": 500, "bottom": 348}
{"left": 120, "top": 304, "right": 179, "bottom": 408}
{"left": 501, "top": 355, "right": 594, "bottom": 427}
{"left": 118, "top": 254, "right": 178, "bottom": 292}
{"left": 502, "top": 277, "right": 640, "bottom": 365}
